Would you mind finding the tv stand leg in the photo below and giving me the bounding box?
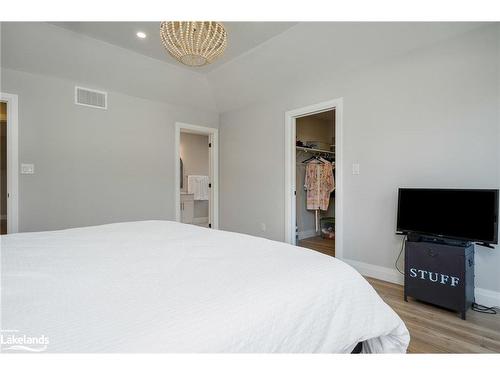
[460,311,466,320]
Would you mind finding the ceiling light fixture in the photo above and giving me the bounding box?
[160,21,227,67]
[136,31,147,39]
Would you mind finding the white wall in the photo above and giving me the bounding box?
[219,25,500,296]
[209,23,486,113]
[0,68,218,232]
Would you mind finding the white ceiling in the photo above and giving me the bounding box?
[1,22,218,112]
[2,22,491,114]
[51,22,298,73]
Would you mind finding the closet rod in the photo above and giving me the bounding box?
[296,146,335,155]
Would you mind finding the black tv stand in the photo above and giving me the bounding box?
[404,237,475,320]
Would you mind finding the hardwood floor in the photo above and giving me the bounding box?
[298,236,335,257]
[297,242,500,353]
[366,277,500,353]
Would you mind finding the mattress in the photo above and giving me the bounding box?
[0,221,409,353]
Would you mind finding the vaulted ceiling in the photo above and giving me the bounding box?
[1,22,490,113]
[51,22,298,73]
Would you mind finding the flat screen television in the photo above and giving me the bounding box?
[397,188,499,245]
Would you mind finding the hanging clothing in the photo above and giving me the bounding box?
[304,160,335,211]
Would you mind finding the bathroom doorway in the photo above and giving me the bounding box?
[174,122,219,229]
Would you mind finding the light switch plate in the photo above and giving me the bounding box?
[21,163,35,175]
[352,163,360,175]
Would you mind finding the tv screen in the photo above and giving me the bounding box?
[397,188,499,244]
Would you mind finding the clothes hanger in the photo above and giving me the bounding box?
[302,155,316,163]
[318,156,331,163]
[302,155,325,164]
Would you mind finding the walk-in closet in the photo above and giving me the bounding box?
[295,110,336,257]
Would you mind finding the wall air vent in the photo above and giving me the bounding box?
[75,86,107,109]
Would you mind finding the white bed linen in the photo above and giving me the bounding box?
[0,221,409,353]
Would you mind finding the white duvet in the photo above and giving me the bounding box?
[0,221,409,353]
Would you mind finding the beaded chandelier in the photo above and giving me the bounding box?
[160,21,227,67]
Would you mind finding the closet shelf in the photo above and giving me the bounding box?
[296,146,335,155]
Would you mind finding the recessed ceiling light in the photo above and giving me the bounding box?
[136,31,147,39]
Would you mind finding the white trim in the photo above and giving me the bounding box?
[0,92,19,233]
[297,229,317,240]
[344,258,500,308]
[175,122,219,229]
[284,98,343,259]
[343,258,404,285]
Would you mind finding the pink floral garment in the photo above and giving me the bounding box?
[304,161,335,211]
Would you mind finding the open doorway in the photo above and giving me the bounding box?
[284,98,343,259]
[296,110,336,256]
[175,122,219,229]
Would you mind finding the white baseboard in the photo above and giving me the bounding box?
[342,258,404,285]
[297,229,317,240]
[475,288,500,308]
[192,217,209,224]
[342,258,500,308]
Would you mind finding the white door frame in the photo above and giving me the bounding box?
[174,122,219,229]
[0,92,19,233]
[284,98,343,259]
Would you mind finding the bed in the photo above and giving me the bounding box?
[0,221,409,353]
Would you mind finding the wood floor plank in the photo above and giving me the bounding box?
[298,236,335,257]
[297,242,500,353]
[365,277,500,353]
